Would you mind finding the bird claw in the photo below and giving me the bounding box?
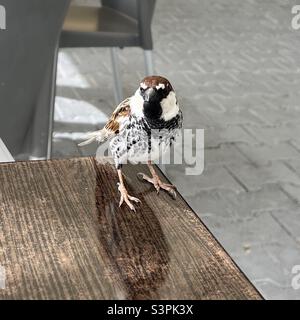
[128,195,141,203]
[159,183,176,199]
[154,184,160,194]
[118,183,140,211]
[137,172,177,199]
[167,188,177,200]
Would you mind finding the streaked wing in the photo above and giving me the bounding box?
[78,97,131,146]
[105,97,131,134]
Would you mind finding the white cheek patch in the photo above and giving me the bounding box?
[156,83,165,90]
[161,91,179,121]
[130,90,144,118]
[140,82,147,90]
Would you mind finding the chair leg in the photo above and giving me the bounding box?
[144,50,154,76]
[110,47,123,104]
[46,45,59,160]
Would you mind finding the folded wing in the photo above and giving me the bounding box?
[78,98,131,146]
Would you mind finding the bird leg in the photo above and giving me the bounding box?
[117,169,141,211]
[137,161,177,199]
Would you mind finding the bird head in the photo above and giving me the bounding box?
[130,76,179,121]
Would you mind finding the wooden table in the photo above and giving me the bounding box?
[0,157,262,300]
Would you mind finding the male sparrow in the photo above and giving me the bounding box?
[79,76,183,211]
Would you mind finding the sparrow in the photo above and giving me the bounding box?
[79,75,183,211]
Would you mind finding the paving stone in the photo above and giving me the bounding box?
[78,141,99,157]
[166,164,245,197]
[249,105,300,126]
[54,122,98,134]
[187,185,295,222]
[72,0,99,7]
[56,86,78,100]
[226,161,300,191]
[52,138,80,159]
[281,184,300,203]
[55,97,109,125]
[235,242,300,300]
[185,190,239,220]
[225,185,298,217]
[290,140,300,153]
[204,125,258,148]
[200,212,300,298]
[244,123,300,145]
[237,143,300,166]
[271,209,300,244]
[284,159,300,175]
[205,144,250,166]
[195,107,266,127]
[254,282,300,300]
[200,211,299,256]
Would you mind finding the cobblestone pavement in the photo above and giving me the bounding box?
[54,0,300,299]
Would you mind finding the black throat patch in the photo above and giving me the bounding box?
[143,101,162,120]
[143,110,183,131]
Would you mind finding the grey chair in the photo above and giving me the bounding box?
[0,0,71,160]
[60,0,156,104]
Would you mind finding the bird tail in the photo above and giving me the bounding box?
[78,129,107,147]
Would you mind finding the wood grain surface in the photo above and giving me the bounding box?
[0,157,262,300]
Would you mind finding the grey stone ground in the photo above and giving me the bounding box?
[54,0,300,299]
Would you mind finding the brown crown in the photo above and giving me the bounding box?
[141,75,173,92]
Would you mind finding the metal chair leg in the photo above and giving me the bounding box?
[46,45,59,160]
[110,47,123,104]
[144,50,154,76]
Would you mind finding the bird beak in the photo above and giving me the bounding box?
[144,88,156,102]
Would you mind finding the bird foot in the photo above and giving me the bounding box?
[137,172,177,199]
[117,183,141,212]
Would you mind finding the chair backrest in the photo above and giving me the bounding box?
[0,0,70,159]
[102,0,156,50]
[101,0,138,20]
